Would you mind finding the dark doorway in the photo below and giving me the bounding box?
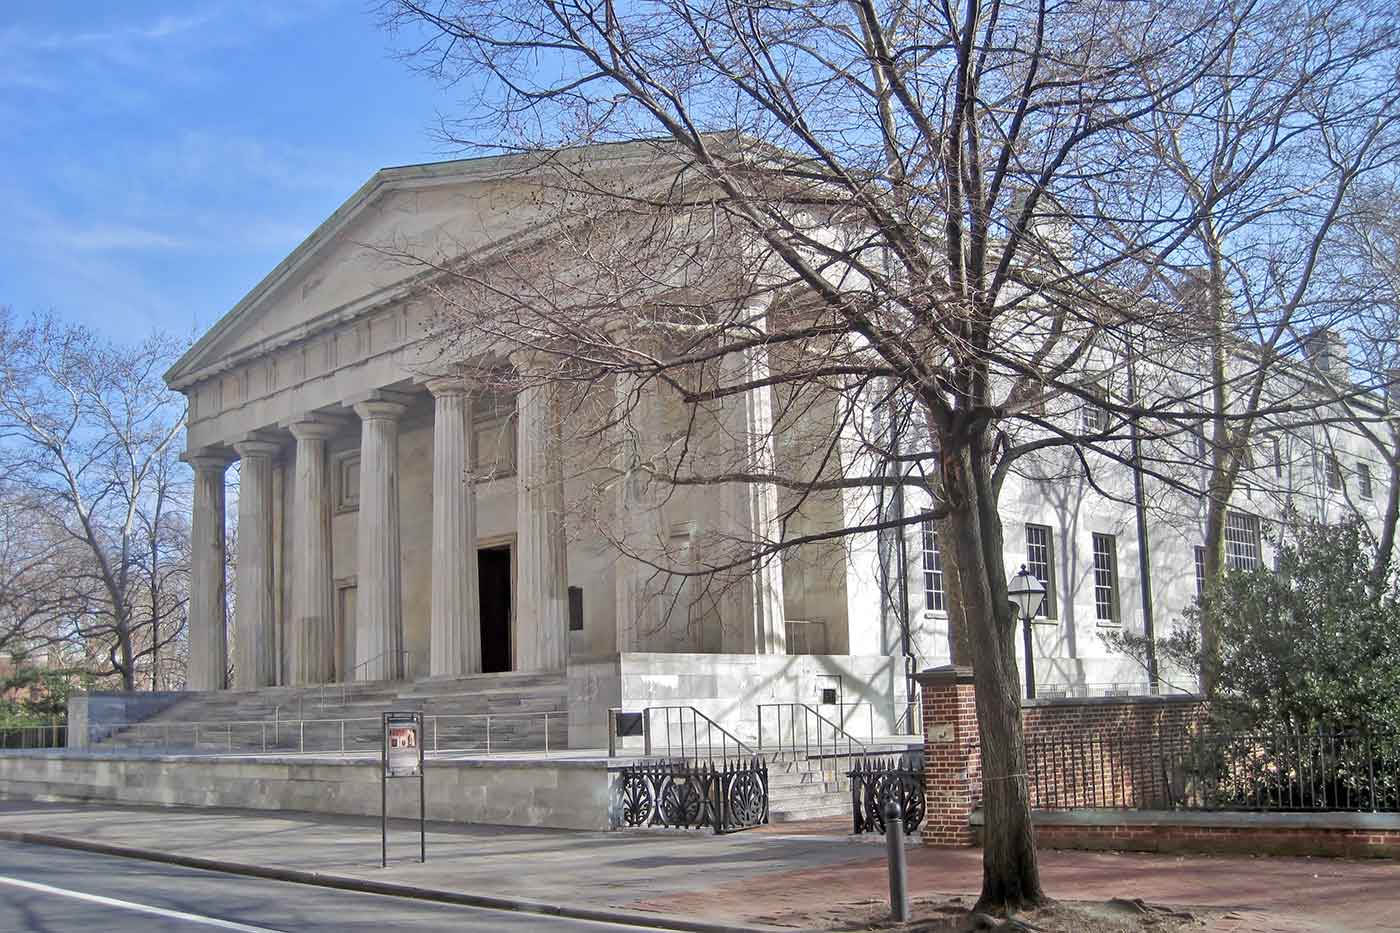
[479,546,512,673]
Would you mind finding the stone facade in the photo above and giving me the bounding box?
[162,146,1395,735]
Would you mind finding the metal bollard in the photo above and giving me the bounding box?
[883,798,910,922]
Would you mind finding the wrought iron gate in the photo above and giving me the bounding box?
[614,756,769,833]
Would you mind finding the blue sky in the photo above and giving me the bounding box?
[0,2,467,340]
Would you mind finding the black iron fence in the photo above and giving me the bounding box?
[614,756,769,833]
[849,752,926,833]
[0,721,67,749]
[1026,731,1400,813]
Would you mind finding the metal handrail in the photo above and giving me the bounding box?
[640,706,758,762]
[757,702,869,776]
[95,709,559,757]
[351,648,413,684]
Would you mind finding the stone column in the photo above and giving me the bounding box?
[232,437,280,688]
[288,417,337,685]
[188,451,233,691]
[428,377,482,676]
[614,372,662,653]
[718,338,787,654]
[515,377,569,671]
[353,392,411,680]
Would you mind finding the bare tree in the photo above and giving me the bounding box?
[1323,180,1400,589]
[0,309,190,691]
[380,0,1400,909]
[1110,0,1400,686]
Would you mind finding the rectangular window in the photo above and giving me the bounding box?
[568,585,585,631]
[921,518,945,612]
[1092,533,1120,623]
[334,452,360,513]
[1024,524,1058,618]
[472,414,518,478]
[1224,511,1262,571]
[1273,437,1283,479]
[1083,397,1107,433]
[1194,546,1207,598]
[1326,454,1343,493]
[1360,463,1375,500]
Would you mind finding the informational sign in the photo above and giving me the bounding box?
[385,715,421,778]
[380,710,426,867]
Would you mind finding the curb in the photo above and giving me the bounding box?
[0,829,787,933]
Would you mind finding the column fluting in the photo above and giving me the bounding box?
[353,394,410,680]
[288,418,337,685]
[187,451,233,690]
[428,377,482,676]
[232,437,280,688]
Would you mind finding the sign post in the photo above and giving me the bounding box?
[381,711,426,868]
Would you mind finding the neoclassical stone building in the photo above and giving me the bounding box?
[167,143,1392,746]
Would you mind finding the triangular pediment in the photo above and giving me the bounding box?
[165,141,693,390]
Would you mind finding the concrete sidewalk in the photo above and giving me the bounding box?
[1,801,1397,932]
[0,801,869,931]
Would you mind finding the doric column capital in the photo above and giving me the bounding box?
[286,414,344,442]
[425,375,470,399]
[232,435,282,461]
[352,389,414,423]
[184,448,235,473]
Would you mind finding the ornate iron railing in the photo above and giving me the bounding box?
[848,752,926,834]
[615,756,769,833]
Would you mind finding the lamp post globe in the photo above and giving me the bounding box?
[1007,564,1046,699]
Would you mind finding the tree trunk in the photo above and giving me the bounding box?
[942,437,1043,911]
[1372,455,1400,593]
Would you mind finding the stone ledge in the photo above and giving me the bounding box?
[969,808,1400,831]
[1021,693,1202,710]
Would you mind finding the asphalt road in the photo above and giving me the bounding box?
[0,841,682,932]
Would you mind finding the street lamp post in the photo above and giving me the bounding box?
[1007,564,1047,700]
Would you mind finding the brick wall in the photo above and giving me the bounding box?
[1021,695,1201,810]
[915,665,1201,847]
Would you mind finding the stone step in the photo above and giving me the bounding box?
[769,801,853,823]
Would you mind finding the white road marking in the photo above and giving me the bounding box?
[0,873,287,932]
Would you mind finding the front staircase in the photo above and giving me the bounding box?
[763,744,916,823]
[91,670,569,756]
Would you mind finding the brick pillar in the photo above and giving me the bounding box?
[916,665,981,846]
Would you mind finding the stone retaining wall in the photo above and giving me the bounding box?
[0,751,614,830]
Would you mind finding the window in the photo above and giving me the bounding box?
[1024,524,1058,618]
[568,586,585,631]
[1080,395,1103,434]
[334,452,360,512]
[1326,454,1343,493]
[472,414,518,478]
[921,518,945,612]
[1273,437,1283,479]
[1194,546,1207,598]
[1360,463,1375,500]
[1224,511,1262,571]
[1092,533,1120,623]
